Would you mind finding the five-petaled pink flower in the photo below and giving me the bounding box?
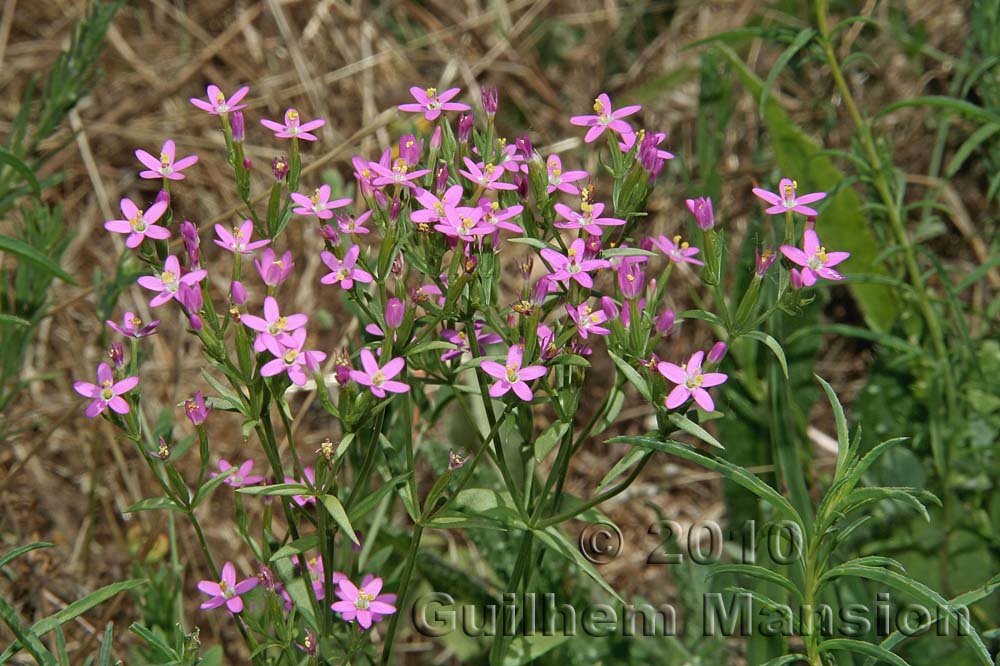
[411,185,462,226]
[546,155,589,195]
[335,210,372,235]
[291,185,352,220]
[459,158,517,191]
[539,238,611,289]
[214,219,270,254]
[566,302,610,339]
[657,351,728,412]
[350,349,410,398]
[752,178,827,216]
[330,575,397,630]
[212,459,265,488]
[398,86,470,121]
[569,93,641,143]
[73,362,139,418]
[261,329,327,386]
[135,140,198,180]
[137,256,207,307]
[320,246,373,289]
[104,197,171,249]
[190,84,249,115]
[106,311,160,338]
[779,229,849,286]
[256,248,294,287]
[369,158,430,189]
[242,296,309,353]
[198,561,258,613]
[651,234,704,266]
[554,201,625,236]
[480,345,546,401]
[260,108,326,141]
[436,206,492,241]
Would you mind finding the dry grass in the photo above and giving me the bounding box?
[0,0,978,662]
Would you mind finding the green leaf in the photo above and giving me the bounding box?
[237,483,309,497]
[0,542,53,569]
[0,148,41,197]
[879,95,1000,125]
[452,488,524,527]
[596,448,649,492]
[759,656,809,666]
[819,638,910,666]
[503,633,572,666]
[0,313,30,327]
[607,351,651,401]
[96,622,114,666]
[759,28,817,118]
[708,564,803,602]
[600,247,658,258]
[0,234,76,285]
[123,496,182,514]
[613,436,804,530]
[321,495,359,545]
[191,467,238,508]
[742,330,788,378]
[549,354,590,367]
[668,412,724,449]
[535,527,622,602]
[717,44,896,331]
[424,512,509,531]
[818,563,949,610]
[270,535,321,562]
[128,623,177,660]
[0,596,54,665]
[507,237,552,251]
[816,375,849,477]
[406,340,458,356]
[534,421,569,461]
[348,472,411,520]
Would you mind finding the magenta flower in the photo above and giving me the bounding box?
[212,459,265,488]
[411,185,463,226]
[261,329,327,387]
[104,197,171,249]
[755,246,777,277]
[685,196,714,231]
[213,219,270,254]
[459,158,516,191]
[566,302,610,339]
[553,201,625,236]
[440,323,502,361]
[779,229,849,286]
[331,575,397,630]
[479,200,524,234]
[135,140,198,180]
[73,362,138,418]
[546,155,589,195]
[350,349,410,398]
[255,248,294,287]
[106,311,159,338]
[480,345,546,401]
[198,562,258,613]
[260,108,325,141]
[189,84,249,115]
[569,93,641,143]
[291,185,352,220]
[320,246,373,289]
[184,391,211,426]
[752,178,827,216]
[539,238,610,289]
[242,296,309,353]
[436,206,492,241]
[370,158,430,189]
[335,210,372,235]
[651,234,704,266]
[137,256,207,307]
[398,86,470,121]
[657,351,728,412]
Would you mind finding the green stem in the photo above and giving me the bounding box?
[378,524,424,666]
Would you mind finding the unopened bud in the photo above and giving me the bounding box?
[230,280,247,306]
[707,341,727,364]
[272,156,289,182]
[385,298,405,329]
[232,111,245,142]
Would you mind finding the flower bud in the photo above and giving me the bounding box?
[686,196,714,231]
[155,189,170,207]
[514,173,528,200]
[481,86,498,116]
[151,436,171,460]
[430,125,443,151]
[585,235,602,258]
[351,530,364,553]
[107,342,125,370]
[755,246,776,277]
[617,261,645,300]
[320,224,340,245]
[399,134,422,166]
[707,341,727,364]
[391,254,405,277]
[232,111,245,142]
[230,280,247,306]
[654,309,675,335]
[516,133,533,159]
[189,314,203,331]
[334,348,352,385]
[434,163,449,194]
[385,298,405,329]
[243,156,252,170]
[457,113,473,143]
[789,268,804,290]
[389,198,402,222]
[533,277,552,306]
[600,296,620,321]
[272,156,289,182]
[178,219,199,268]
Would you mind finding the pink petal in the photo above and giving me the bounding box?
[802,230,820,255]
[780,245,809,267]
[692,388,715,412]
[135,149,161,171]
[488,381,510,398]
[360,349,379,376]
[657,362,686,384]
[665,385,690,409]
[108,396,130,414]
[198,581,222,596]
[172,155,199,171]
[381,357,405,379]
[512,381,533,401]
[751,188,782,206]
[517,365,546,381]
[260,119,286,132]
[73,381,100,398]
[104,220,132,234]
[480,360,507,380]
[700,372,728,388]
[226,596,244,613]
[200,595,227,610]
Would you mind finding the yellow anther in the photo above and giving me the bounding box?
[593,98,604,114]
[160,152,170,167]
[425,87,437,98]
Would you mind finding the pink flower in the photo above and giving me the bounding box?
[73,362,138,418]
[440,323,502,361]
[553,201,625,236]
[569,93,641,143]
[255,249,294,287]
[752,178,827,216]
[479,200,524,234]
[261,329,326,386]
[320,245,373,289]
[779,229,849,286]
[288,467,317,507]
[566,302,610,339]
[184,391,211,425]
[137,256,207,307]
[546,155,589,195]
[411,185,463,226]
[189,84,249,115]
[651,234,704,266]
[685,196,714,231]
[331,575,397,630]
[369,158,430,189]
[213,219,270,254]
[291,185,352,220]
[657,351,728,412]
[135,140,198,180]
[106,311,159,338]
[459,158,516,191]
[755,246,777,277]
[539,238,610,289]
[198,561,258,613]
[242,296,309,353]
[436,206,492,241]
[212,459,265,488]
[335,210,372,235]
[104,197,171,249]
[480,345,546,401]
[398,86,470,121]
[260,108,325,141]
[350,349,410,398]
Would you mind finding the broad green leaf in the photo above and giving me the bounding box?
[600,247,658,258]
[348,472,411,520]
[596,448,649,492]
[717,44,896,331]
[424,512,509,531]
[0,234,76,284]
[405,340,458,356]
[128,623,177,659]
[668,412,724,449]
[452,488,524,527]
[191,467,238,508]
[818,563,949,610]
[819,638,910,666]
[607,351,651,401]
[879,96,1000,125]
[534,421,569,461]
[321,495,359,545]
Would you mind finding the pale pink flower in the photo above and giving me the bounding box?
[479,199,524,234]
[651,234,704,266]
[104,197,170,249]
[106,311,159,338]
[213,219,270,254]
[260,329,327,386]
[480,344,546,401]
[546,155,589,195]
[135,140,198,180]
[657,351,728,412]
[350,349,410,398]
[137,256,207,307]
[411,185,463,226]
[569,93,641,143]
[779,229,849,286]
[553,201,625,236]
[539,238,610,289]
[331,575,397,629]
[320,246,373,289]
[398,86,470,121]
[198,561,258,613]
[255,249,294,287]
[291,185,352,220]
[260,108,325,141]
[369,158,430,189]
[459,157,516,191]
[752,178,827,216]
[73,362,138,418]
[335,210,372,235]
[242,296,309,353]
[436,206,492,241]
[566,302,610,339]
[212,459,264,488]
[189,84,249,115]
